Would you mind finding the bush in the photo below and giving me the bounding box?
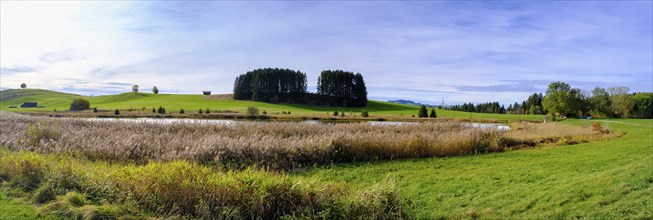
[157,106,165,114]
[247,106,259,116]
[333,111,339,116]
[93,107,97,113]
[361,111,369,117]
[206,108,210,114]
[418,105,428,118]
[179,109,184,114]
[199,109,203,114]
[152,108,156,113]
[69,99,90,111]
[114,109,120,115]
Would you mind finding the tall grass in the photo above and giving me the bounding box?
[1,112,507,170]
[0,150,403,219]
[0,112,614,170]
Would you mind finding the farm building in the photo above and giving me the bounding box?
[20,102,38,108]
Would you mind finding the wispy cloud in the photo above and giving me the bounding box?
[1,1,650,105]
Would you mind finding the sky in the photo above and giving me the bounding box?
[1,1,652,105]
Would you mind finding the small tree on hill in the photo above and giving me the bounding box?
[20,83,27,89]
[157,106,165,114]
[430,108,437,118]
[93,107,98,113]
[152,108,156,113]
[361,110,369,117]
[114,109,120,115]
[333,111,339,116]
[70,98,90,111]
[199,109,203,114]
[418,105,428,118]
[206,108,210,114]
[180,108,184,114]
[132,84,139,93]
[152,86,159,94]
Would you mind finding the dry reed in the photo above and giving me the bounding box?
[0,112,612,170]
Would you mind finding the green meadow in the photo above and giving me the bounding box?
[1,89,651,219]
[0,89,544,121]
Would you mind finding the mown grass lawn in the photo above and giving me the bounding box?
[297,119,653,219]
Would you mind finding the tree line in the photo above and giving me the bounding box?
[233,68,368,107]
[444,81,652,119]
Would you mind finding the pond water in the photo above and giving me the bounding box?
[83,118,510,130]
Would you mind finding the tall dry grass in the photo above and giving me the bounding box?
[1,112,506,170]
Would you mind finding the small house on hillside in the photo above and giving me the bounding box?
[21,102,37,108]
[202,91,211,95]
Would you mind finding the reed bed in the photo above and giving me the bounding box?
[0,112,506,170]
[0,112,612,170]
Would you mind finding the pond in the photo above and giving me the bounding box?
[83,117,510,130]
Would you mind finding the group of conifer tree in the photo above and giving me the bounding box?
[233,68,308,103]
[234,68,368,107]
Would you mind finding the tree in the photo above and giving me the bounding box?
[157,106,165,114]
[93,107,97,113]
[20,83,27,89]
[69,98,90,111]
[114,109,120,115]
[632,93,653,119]
[132,85,139,93]
[206,108,210,114]
[429,108,437,118]
[418,105,428,118]
[333,111,339,116]
[152,86,159,94]
[152,108,156,113]
[179,108,185,114]
[361,110,369,117]
[247,106,259,116]
[589,87,611,118]
[608,86,633,117]
[542,81,572,120]
[199,109,203,114]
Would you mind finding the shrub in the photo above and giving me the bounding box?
[206,108,210,114]
[69,99,90,111]
[157,106,165,114]
[152,108,156,113]
[430,108,437,118]
[179,109,184,114]
[114,109,120,115]
[199,109,203,114]
[333,111,339,116]
[361,111,369,117]
[262,111,267,115]
[247,106,259,116]
[25,120,60,147]
[93,107,97,113]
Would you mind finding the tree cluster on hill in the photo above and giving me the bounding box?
[316,70,367,107]
[233,68,368,107]
[233,68,307,103]
[446,102,505,114]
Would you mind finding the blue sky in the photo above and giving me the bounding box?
[1,1,651,105]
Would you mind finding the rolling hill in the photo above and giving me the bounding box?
[0,89,544,121]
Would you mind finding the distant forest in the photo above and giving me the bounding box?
[445,81,653,119]
[233,68,368,107]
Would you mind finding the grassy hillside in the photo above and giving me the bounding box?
[0,89,544,120]
[299,119,653,218]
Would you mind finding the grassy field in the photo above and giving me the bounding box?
[298,119,653,218]
[0,89,544,121]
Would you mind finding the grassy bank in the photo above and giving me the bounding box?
[0,112,611,171]
[1,89,544,121]
[0,150,403,219]
[298,119,653,218]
